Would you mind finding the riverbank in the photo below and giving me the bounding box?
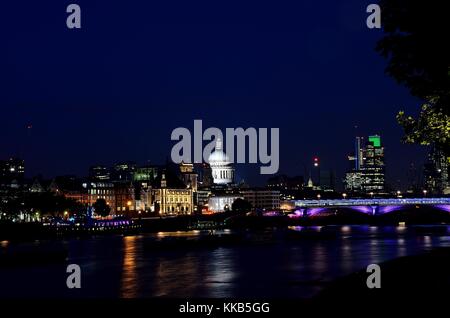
[1,225,449,302]
[1,206,449,242]
[0,221,141,242]
[315,247,450,303]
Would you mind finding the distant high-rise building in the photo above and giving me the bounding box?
[112,162,137,181]
[362,135,386,192]
[194,163,213,188]
[267,175,304,191]
[89,165,111,181]
[178,162,198,192]
[424,146,449,195]
[267,175,304,200]
[344,135,385,194]
[0,158,25,184]
[344,171,364,193]
[134,165,158,183]
[320,170,336,192]
[406,162,420,194]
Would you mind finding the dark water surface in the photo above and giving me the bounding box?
[1,226,450,298]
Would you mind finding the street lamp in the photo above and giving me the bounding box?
[317,194,322,200]
[126,201,132,218]
[342,193,347,199]
[423,190,428,197]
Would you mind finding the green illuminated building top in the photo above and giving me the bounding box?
[369,135,381,148]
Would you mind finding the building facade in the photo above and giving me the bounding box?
[153,173,194,215]
[241,189,281,211]
[208,138,235,185]
[208,195,241,213]
[345,135,386,194]
[0,158,25,185]
[424,146,450,195]
[82,181,116,214]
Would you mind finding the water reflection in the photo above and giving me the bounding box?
[311,243,329,274]
[204,248,237,298]
[1,225,450,298]
[340,241,353,272]
[397,238,407,258]
[423,236,432,249]
[153,253,201,297]
[369,240,382,265]
[121,236,139,298]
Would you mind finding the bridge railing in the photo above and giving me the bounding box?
[293,198,450,208]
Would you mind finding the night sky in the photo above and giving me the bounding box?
[1,0,426,188]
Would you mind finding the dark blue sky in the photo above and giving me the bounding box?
[1,0,426,188]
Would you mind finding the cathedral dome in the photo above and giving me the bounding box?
[208,138,230,165]
[207,138,234,185]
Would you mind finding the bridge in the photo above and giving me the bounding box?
[291,198,450,217]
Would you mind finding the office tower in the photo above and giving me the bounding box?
[344,135,385,194]
[112,162,137,181]
[194,163,213,188]
[424,146,449,195]
[0,158,25,184]
[320,170,336,192]
[89,165,111,181]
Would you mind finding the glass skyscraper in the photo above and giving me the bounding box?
[345,135,386,194]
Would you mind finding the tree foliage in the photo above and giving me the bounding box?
[397,98,450,156]
[377,0,450,113]
[1,191,84,219]
[377,0,450,155]
[93,198,111,217]
[232,198,252,214]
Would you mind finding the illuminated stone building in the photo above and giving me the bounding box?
[82,181,116,213]
[153,173,194,215]
[179,162,198,192]
[114,182,135,216]
[208,138,234,185]
[208,195,241,213]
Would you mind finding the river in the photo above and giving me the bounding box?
[1,225,449,298]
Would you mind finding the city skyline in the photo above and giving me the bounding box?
[1,1,428,188]
[2,0,450,309]
[0,129,429,191]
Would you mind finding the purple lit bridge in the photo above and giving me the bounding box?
[291,198,450,217]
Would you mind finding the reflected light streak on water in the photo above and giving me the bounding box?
[121,236,139,298]
[1,226,450,298]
